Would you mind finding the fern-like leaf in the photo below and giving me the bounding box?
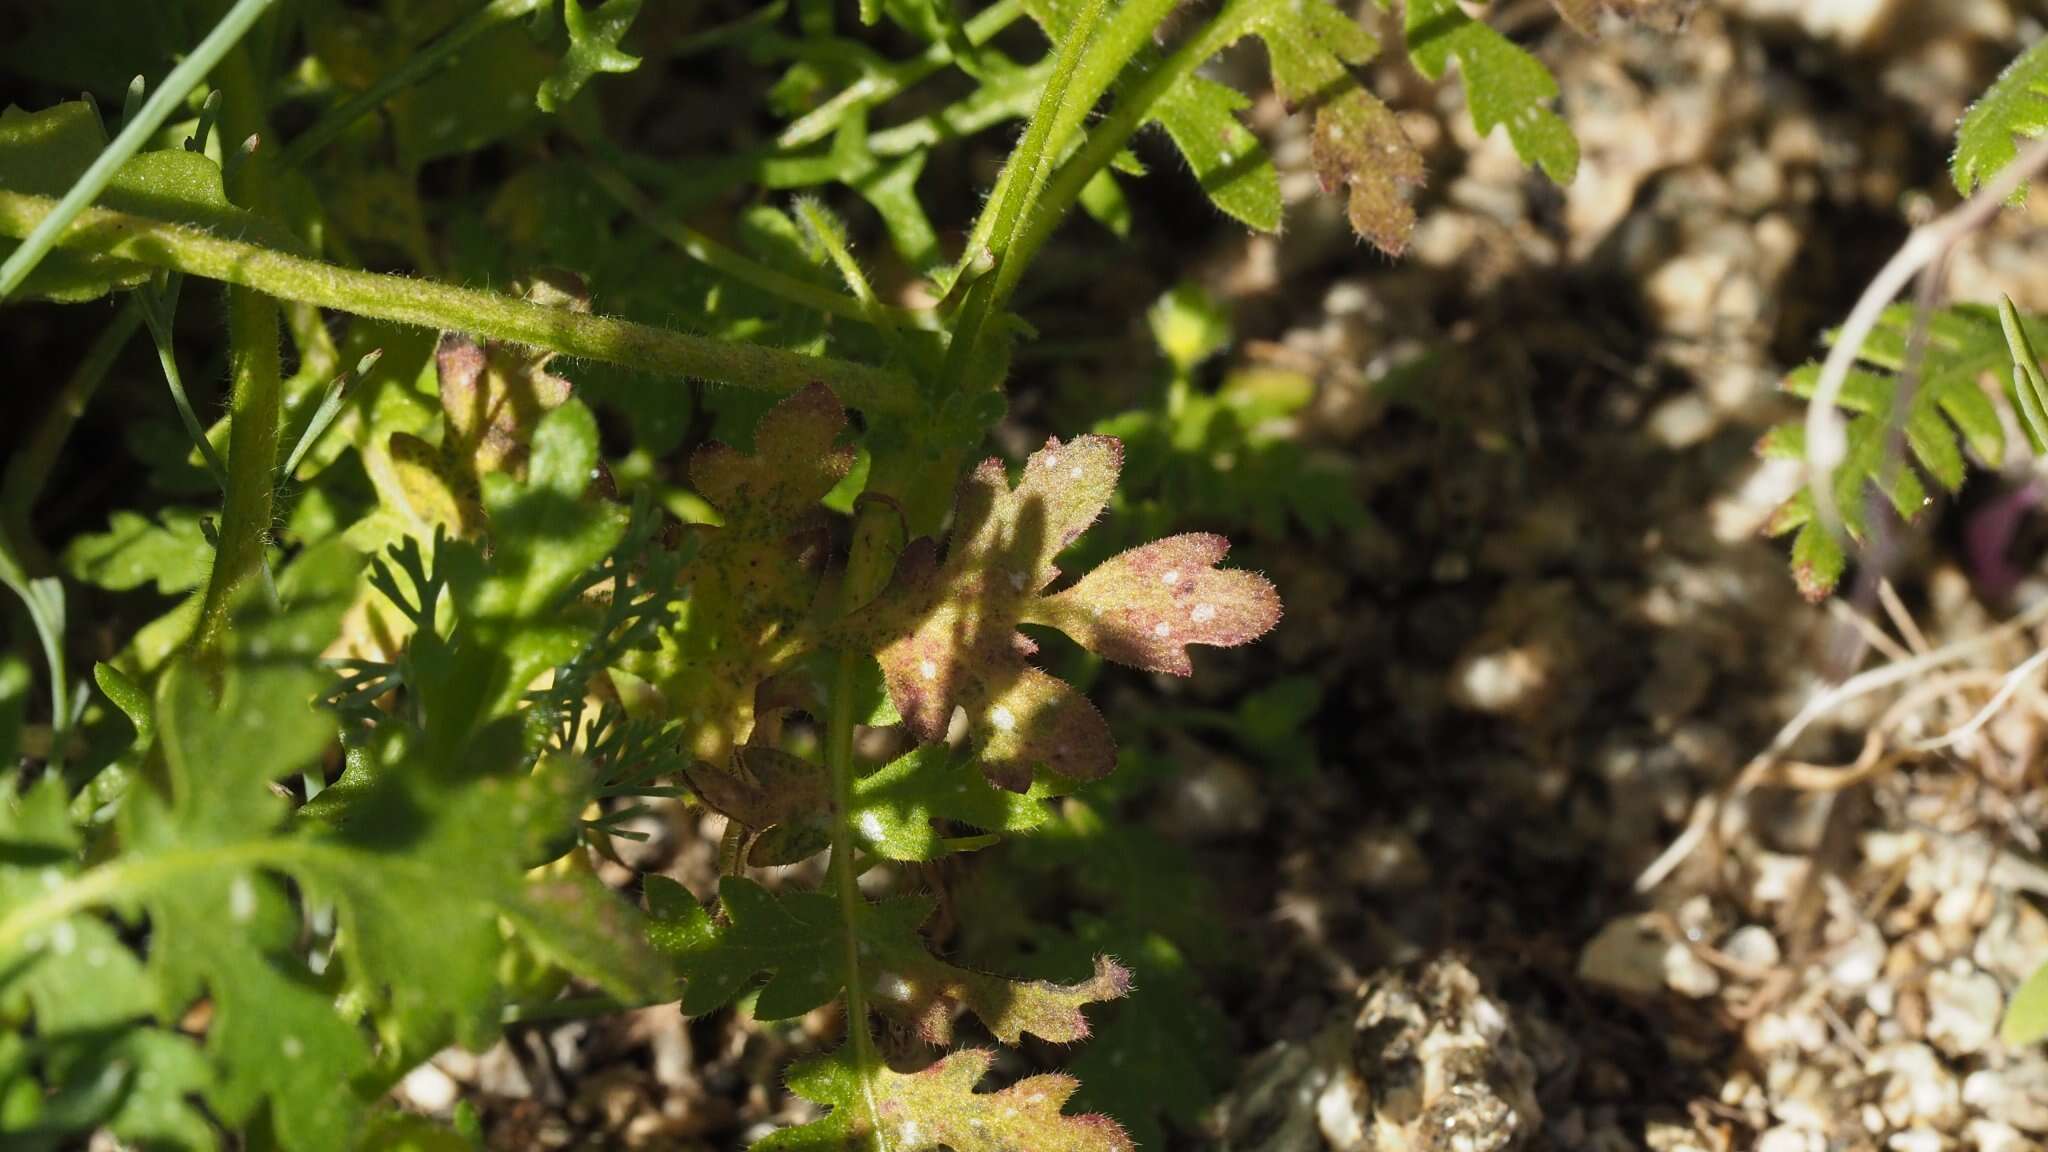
[1397,0,1579,185]
[1765,303,2048,598]
[1954,38,2048,199]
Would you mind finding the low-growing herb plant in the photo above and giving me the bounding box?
[1763,35,2048,1050]
[1768,37,2048,599]
[0,0,1604,1146]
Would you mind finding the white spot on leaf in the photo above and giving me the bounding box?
[990,705,1017,732]
[230,875,257,923]
[1192,603,1217,624]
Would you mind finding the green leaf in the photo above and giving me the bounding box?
[1153,75,1281,231]
[1023,0,1283,233]
[1766,302,2048,596]
[1149,282,1231,374]
[2004,960,2048,1047]
[390,23,554,168]
[538,0,645,112]
[653,875,1126,1044]
[1954,38,2048,199]
[758,1046,1134,1152]
[2,624,664,1151]
[1402,0,1579,184]
[63,509,213,595]
[0,102,282,300]
[653,875,845,1020]
[1077,168,1132,238]
[1247,0,1421,252]
[850,746,1050,861]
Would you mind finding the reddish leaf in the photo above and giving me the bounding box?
[435,332,573,476]
[846,435,1281,791]
[879,950,1131,1047]
[1030,533,1281,676]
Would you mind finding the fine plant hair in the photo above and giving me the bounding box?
[0,1,1618,1147]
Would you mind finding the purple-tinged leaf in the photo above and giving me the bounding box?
[1031,533,1281,676]
[846,435,1281,791]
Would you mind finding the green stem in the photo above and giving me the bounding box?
[582,156,914,329]
[1004,0,1268,300]
[195,286,282,650]
[775,0,1025,150]
[138,277,230,487]
[0,191,918,412]
[284,0,545,167]
[0,0,278,301]
[793,197,902,348]
[939,0,1111,390]
[1036,0,1182,182]
[826,645,889,1148]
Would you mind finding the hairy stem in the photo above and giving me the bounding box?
[195,286,282,650]
[940,0,1111,390]
[0,191,919,412]
[1038,0,1184,184]
[826,645,889,1146]
[776,0,1024,149]
[583,155,916,329]
[1004,0,1269,301]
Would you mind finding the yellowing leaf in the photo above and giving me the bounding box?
[669,384,853,762]
[758,1047,1135,1152]
[1251,0,1422,254]
[435,332,574,477]
[848,435,1281,791]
